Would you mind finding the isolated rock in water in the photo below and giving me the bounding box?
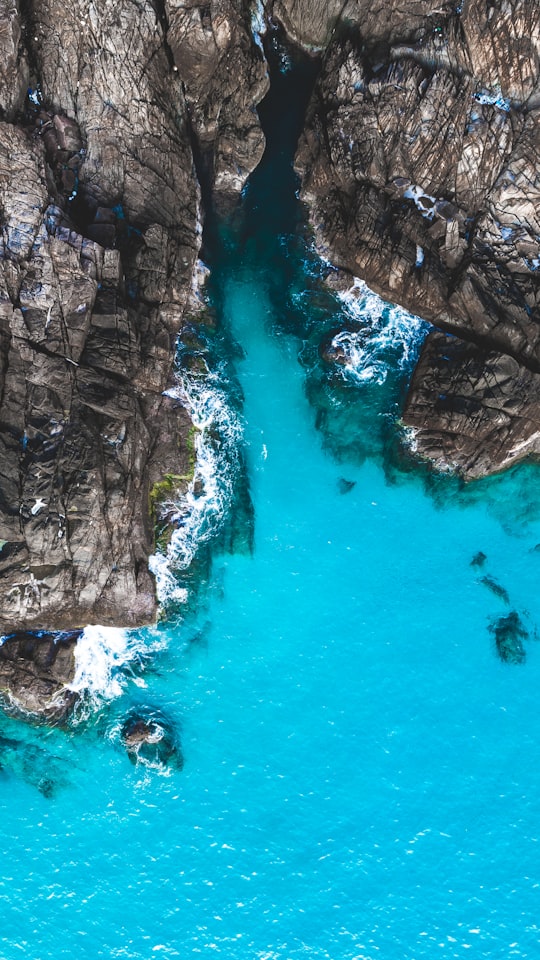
[402,331,540,479]
[489,612,528,665]
[338,478,356,495]
[121,708,183,770]
[470,552,487,568]
[479,576,510,605]
[0,632,80,722]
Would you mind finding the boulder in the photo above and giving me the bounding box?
[402,330,540,479]
[121,708,183,770]
[0,631,79,722]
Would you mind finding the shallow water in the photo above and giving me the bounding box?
[3,38,540,960]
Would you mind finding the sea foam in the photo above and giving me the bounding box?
[332,277,429,384]
[149,345,243,608]
[67,625,165,719]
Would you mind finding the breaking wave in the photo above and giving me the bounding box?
[331,277,429,384]
[149,342,243,608]
[67,625,166,721]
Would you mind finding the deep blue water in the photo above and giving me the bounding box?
[3,38,540,960]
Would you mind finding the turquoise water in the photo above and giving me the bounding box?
[3,41,540,960]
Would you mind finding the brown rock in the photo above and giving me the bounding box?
[0,2,201,633]
[294,0,540,476]
[0,631,79,721]
[402,329,540,479]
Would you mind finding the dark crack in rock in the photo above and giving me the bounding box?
[0,1,202,632]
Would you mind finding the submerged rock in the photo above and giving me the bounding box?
[471,552,487,568]
[489,611,528,665]
[0,733,68,796]
[479,576,510,605]
[0,631,79,722]
[121,708,183,771]
[338,478,356,495]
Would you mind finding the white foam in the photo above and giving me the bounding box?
[333,277,429,384]
[149,358,243,606]
[67,625,165,719]
[403,184,437,220]
[473,89,511,112]
[251,0,267,53]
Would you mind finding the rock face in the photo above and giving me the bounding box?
[294,0,540,475]
[166,0,269,202]
[0,631,79,721]
[403,330,540,479]
[0,0,268,635]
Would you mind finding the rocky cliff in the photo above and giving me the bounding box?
[293,0,540,476]
[0,0,267,639]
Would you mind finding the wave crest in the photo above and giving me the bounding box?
[331,277,429,384]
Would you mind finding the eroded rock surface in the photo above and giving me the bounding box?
[403,330,540,479]
[166,0,269,203]
[294,0,540,474]
[0,631,79,721]
[0,0,268,636]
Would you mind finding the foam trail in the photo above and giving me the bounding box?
[333,277,429,384]
[149,352,243,607]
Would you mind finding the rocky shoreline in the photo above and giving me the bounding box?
[0,0,539,717]
[293,0,540,477]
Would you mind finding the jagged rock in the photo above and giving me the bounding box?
[0,1,204,632]
[0,0,28,117]
[402,330,540,479]
[274,0,440,50]
[121,707,183,769]
[0,631,79,721]
[0,0,273,636]
[295,0,540,476]
[166,0,270,204]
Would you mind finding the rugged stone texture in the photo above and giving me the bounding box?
[121,706,183,769]
[294,0,540,476]
[0,631,79,721]
[166,0,269,202]
[274,0,442,51]
[0,1,201,633]
[0,0,271,639]
[403,330,540,479]
[0,0,28,118]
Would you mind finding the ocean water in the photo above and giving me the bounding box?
[3,38,540,960]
